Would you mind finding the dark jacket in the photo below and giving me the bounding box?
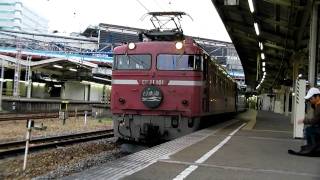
[304,103,320,125]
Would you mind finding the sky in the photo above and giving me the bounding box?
[21,0,231,42]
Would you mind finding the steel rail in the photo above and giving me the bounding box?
[0,129,114,158]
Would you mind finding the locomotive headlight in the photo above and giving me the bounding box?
[175,41,183,50]
[128,42,136,50]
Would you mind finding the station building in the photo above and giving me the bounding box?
[0,0,48,33]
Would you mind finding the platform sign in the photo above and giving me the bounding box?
[292,79,306,138]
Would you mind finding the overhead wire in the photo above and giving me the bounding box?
[135,0,150,12]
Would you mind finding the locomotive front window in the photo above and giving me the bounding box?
[157,54,202,71]
[114,55,151,70]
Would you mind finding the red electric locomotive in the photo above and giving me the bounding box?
[111,12,240,142]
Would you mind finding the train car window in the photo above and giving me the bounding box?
[157,54,202,71]
[195,55,202,70]
[203,55,208,80]
[114,54,151,70]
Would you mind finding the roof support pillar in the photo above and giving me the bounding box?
[26,56,32,99]
[0,60,5,111]
[308,3,318,87]
[256,53,261,82]
[26,71,32,99]
[13,51,21,97]
[285,87,290,116]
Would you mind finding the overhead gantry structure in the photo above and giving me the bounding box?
[212,0,320,92]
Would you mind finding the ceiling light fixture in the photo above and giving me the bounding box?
[248,0,255,13]
[53,64,63,69]
[69,68,77,72]
[254,22,260,36]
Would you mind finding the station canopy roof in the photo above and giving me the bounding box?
[0,54,98,81]
[212,0,318,90]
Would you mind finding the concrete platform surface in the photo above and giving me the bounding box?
[66,110,320,180]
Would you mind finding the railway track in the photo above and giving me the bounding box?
[0,129,114,158]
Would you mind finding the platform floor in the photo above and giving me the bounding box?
[65,110,320,180]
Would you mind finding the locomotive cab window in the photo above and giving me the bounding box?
[157,54,202,71]
[114,54,151,70]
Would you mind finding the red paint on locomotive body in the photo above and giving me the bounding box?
[111,39,204,117]
[111,38,236,120]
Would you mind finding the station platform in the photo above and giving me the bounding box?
[65,110,320,180]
